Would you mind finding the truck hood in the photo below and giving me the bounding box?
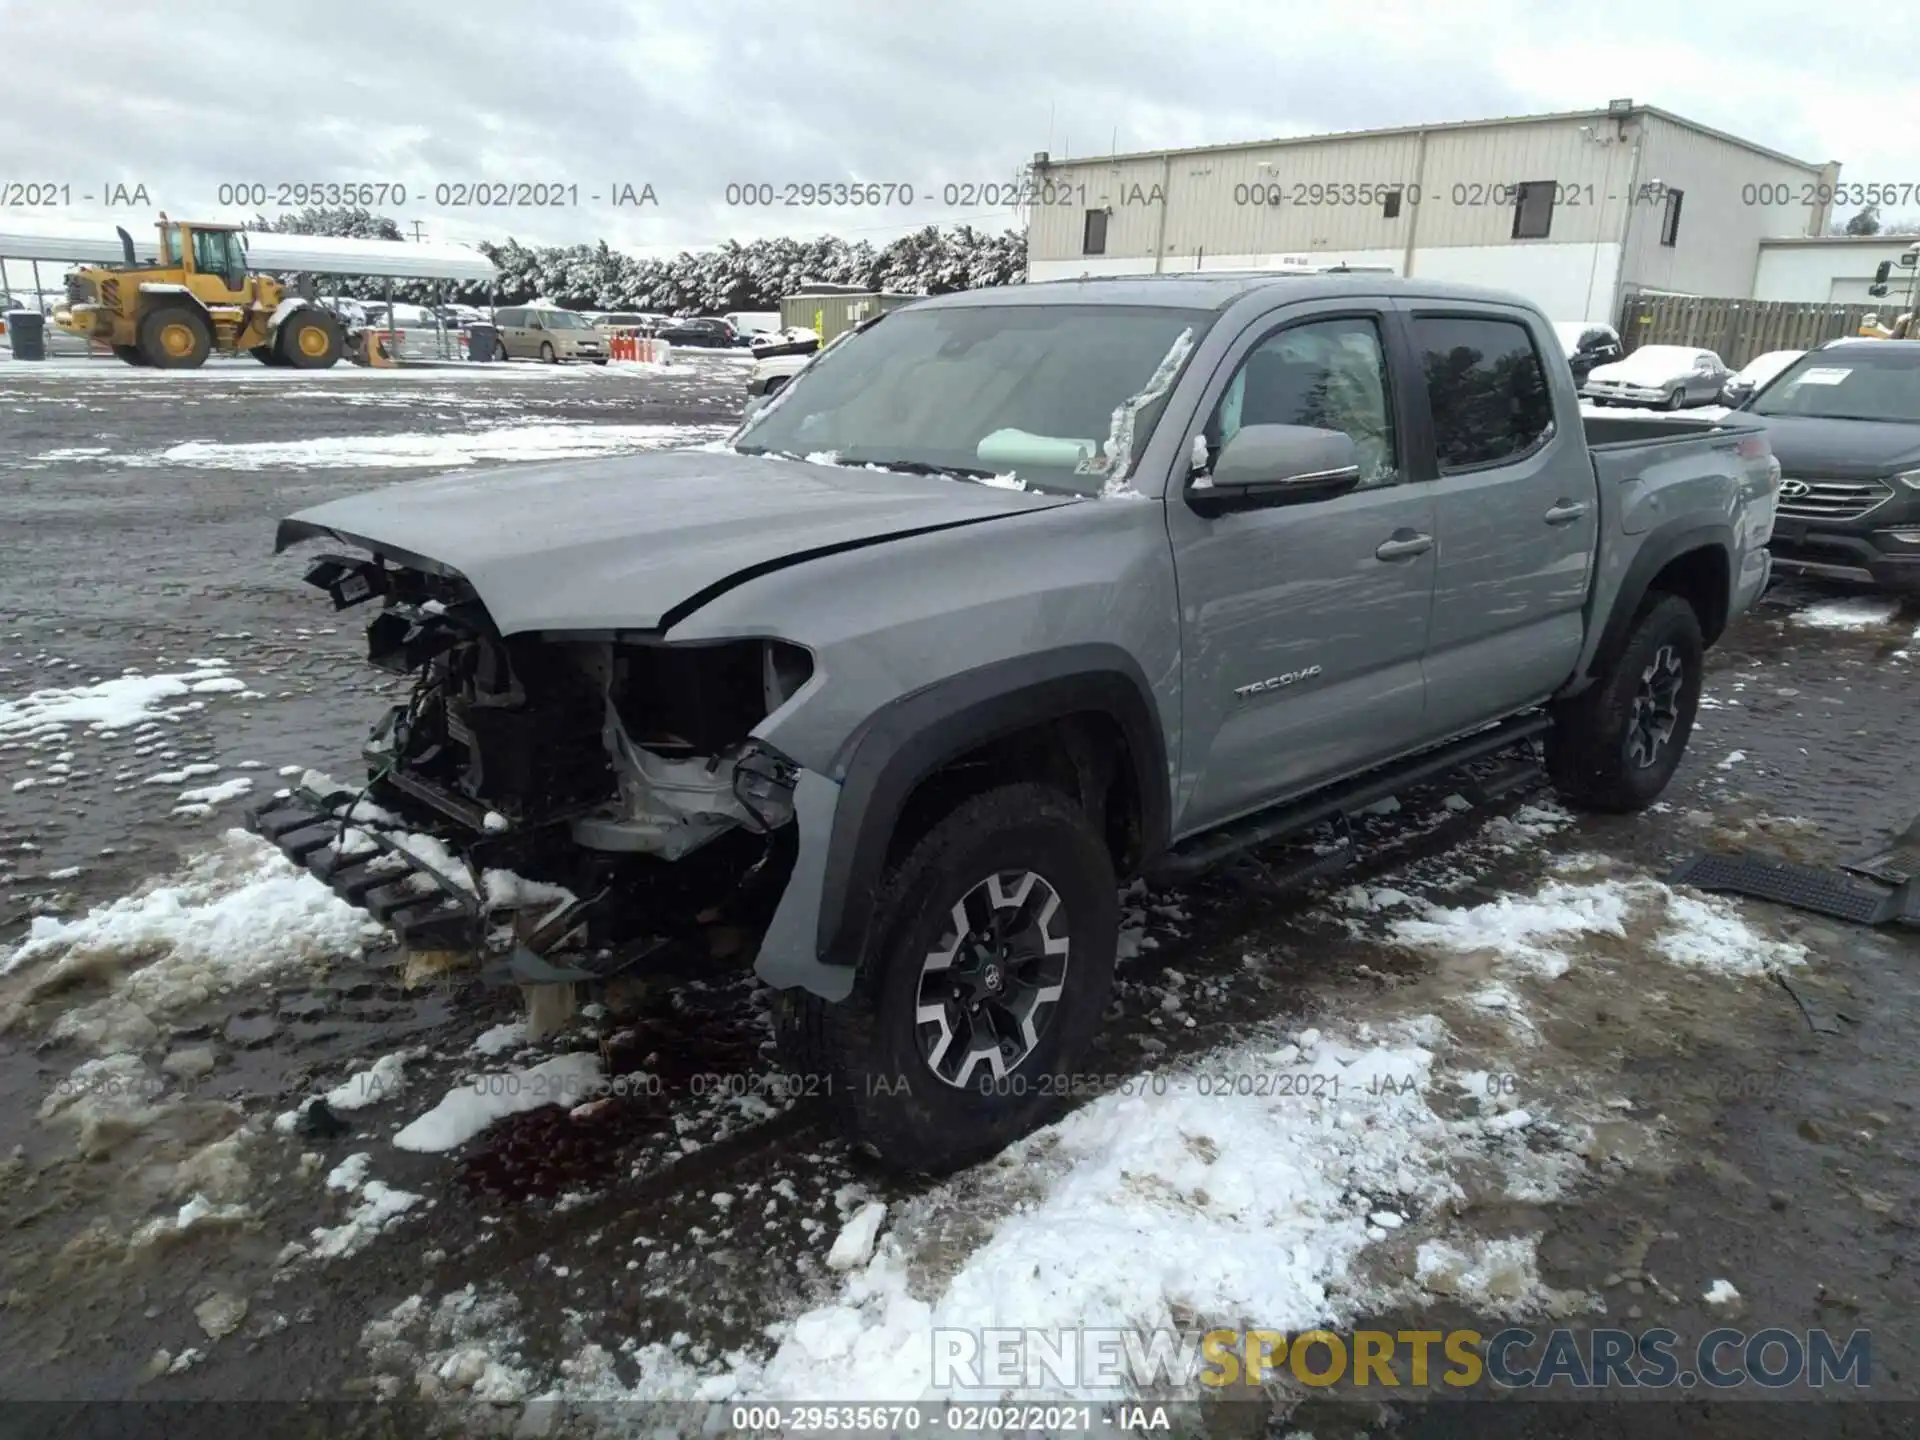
[277,448,1075,635]
[1747,413,1920,478]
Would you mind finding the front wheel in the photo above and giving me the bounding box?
[1547,592,1705,812]
[112,344,146,366]
[774,783,1118,1173]
[1662,387,1685,410]
[138,304,211,368]
[278,311,343,369]
[540,341,557,363]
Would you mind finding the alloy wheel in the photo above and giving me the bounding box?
[914,869,1070,1089]
[1627,643,1684,769]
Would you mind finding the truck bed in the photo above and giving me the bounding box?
[1582,410,1759,450]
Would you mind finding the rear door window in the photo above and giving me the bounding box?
[1413,316,1556,472]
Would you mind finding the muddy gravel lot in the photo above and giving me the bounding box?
[2,354,1917,1438]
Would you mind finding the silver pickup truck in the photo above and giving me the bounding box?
[260,274,1779,1171]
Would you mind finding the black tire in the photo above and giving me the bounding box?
[592,357,608,366]
[494,337,509,362]
[774,783,1118,1173]
[1547,592,1705,813]
[764,376,788,396]
[540,341,557,363]
[249,344,282,366]
[138,304,211,368]
[277,310,343,369]
[112,344,146,366]
[1662,387,1685,410]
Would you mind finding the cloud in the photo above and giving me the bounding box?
[2,0,1914,256]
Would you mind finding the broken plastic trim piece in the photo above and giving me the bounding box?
[302,553,388,610]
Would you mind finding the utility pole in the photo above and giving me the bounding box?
[409,220,425,242]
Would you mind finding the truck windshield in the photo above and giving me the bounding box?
[734,303,1211,495]
[1750,345,1920,423]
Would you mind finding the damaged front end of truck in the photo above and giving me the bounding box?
[248,544,813,1014]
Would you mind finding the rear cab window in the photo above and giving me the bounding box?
[1413,315,1556,471]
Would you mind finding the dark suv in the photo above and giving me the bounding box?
[657,316,741,348]
[1740,338,1920,591]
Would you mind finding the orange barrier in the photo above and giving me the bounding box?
[610,333,666,363]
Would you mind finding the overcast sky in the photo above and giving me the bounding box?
[3,0,1914,254]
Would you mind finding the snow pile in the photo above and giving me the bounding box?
[1384,880,1638,979]
[362,1287,535,1405]
[702,1022,1541,1403]
[0,660,243,736]
[392,1051,604,1152]
[2,830,373,1011]
[1413,1235,1551,1311]
[300,1151,423,1260]
[326,1048,426,1113]
[1789,597,1900,630]
[111,422,730,471]
[1369,875,1805,981]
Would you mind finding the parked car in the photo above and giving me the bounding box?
[744,351,813,407]
[656,316,740,348]
[592,312,653,337]
[1583,345,1730,409]
[1552,321,1624,382]
[725,311,784,339]
[491,306,608,363]
[746,326,822,361]
[1719,349,1804,407]
[262,274,1776,1172]
[1737,337,1920,592]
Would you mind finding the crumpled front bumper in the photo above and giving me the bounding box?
[246,780,655,987]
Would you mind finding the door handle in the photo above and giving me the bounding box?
[1543,501,1589,525]
[1374,532,1433,561]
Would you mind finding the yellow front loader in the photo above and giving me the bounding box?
[53,217,343,369]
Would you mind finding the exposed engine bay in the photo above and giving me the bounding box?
[249,551,809,992]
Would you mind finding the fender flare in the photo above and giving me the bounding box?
[1584,520,1733,683]
[812,644,1171,972]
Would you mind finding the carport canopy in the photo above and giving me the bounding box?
[0,216,498,284]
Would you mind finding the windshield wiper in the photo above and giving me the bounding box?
[837,456,1006,481]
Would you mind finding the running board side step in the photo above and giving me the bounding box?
[1146,712,1552,882]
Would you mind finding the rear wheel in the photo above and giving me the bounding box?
[774,783,1118,1173]
[277,311,343,369]
[1547,592,1705,812]
[138,305,211,368]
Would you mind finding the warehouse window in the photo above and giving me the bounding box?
[1661,189,1684,246]
[1510,181,1555,240]
[1383,188,1403,219]
[1082,208,1108,255]
[1414,315,1554,471]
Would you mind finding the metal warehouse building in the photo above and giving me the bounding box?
[1024,103,1840,323]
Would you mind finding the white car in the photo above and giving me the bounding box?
[1718,349,1805,407]
[745,351,813,405]
[1582,345,1730,409]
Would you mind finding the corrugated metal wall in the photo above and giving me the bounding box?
[1618,114,1831,299]
[779,291,916,343]
[1025,112,1830,299]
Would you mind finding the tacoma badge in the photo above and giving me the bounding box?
[1234,665,1322,699]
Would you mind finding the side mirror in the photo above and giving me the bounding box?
[1187,424,1362,517]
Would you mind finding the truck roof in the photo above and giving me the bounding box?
[917,272,1538,313]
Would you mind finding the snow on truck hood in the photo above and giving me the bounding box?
[276,448,1073,635]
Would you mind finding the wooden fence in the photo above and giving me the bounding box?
[1614,293,1893,369]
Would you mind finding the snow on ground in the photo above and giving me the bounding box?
[1357,872,1806,981]
[103,422,731,471]
[0,659,242,737]
[391,1051,605,1152]
[2,830,376,1009]
[1788,596,1902,630]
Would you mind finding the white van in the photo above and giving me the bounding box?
[724,311,782,337]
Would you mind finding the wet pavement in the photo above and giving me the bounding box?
[1,359,1918,1435]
